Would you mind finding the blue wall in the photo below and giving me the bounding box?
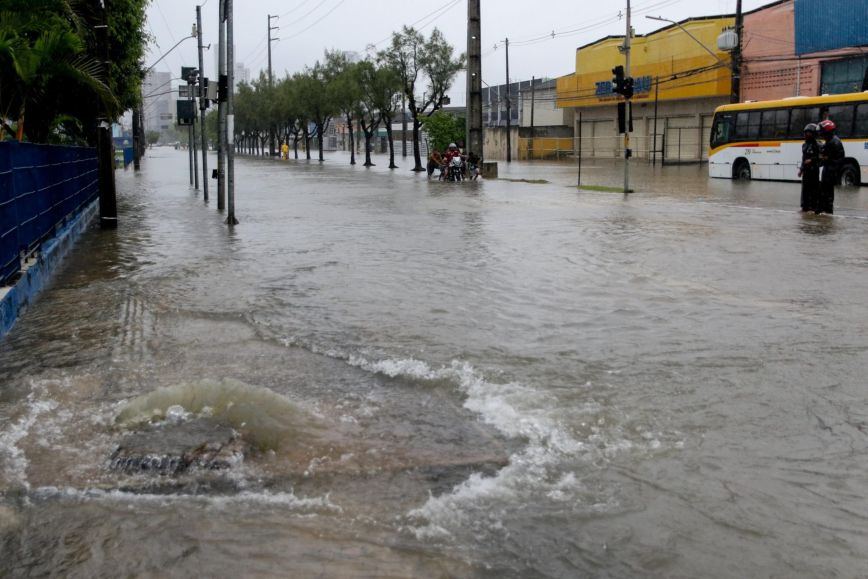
[795,0,868,55]
[0,142,99,285]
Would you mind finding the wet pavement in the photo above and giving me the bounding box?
[1,148,868,577]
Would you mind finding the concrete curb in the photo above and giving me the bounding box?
[0,200,99,339]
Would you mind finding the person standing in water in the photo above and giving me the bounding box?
[798,123,821,213]
[818,119,844,214]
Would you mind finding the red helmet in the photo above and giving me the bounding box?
[819,119,836,133]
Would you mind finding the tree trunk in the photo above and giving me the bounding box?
[411,118,424,171]
[385,119,397,169]
[303,126,311,160]
[316,121,325,162]
[363,132,374,166]
[346,113,356,165]
[293,134,299,159]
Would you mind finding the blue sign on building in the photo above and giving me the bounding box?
[795,0,868,55]
[595,75,654,98]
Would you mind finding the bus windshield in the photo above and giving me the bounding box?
[711,113,732,148]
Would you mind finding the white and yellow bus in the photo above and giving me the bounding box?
[708,92,868,187]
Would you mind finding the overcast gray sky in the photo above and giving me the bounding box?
[145,0,773,104]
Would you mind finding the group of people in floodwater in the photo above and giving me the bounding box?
[799,119,845,214]
[427,143,481,181]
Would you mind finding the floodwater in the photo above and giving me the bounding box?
[2,149,868,577]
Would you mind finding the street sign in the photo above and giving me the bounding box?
[181,66,197,82]
[179,85,193,98]
[177,100,196,125]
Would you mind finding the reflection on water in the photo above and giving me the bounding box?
[2,149,868,577]
[798,213,839,236]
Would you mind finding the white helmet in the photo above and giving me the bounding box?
[449,143,457,149]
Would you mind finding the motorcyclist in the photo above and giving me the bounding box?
[818,119,844,214]
[798,123,820,213]
[444,143,464,180]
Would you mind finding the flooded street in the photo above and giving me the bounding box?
[2,148,868,577]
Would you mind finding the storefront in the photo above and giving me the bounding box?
[556,15,734,162]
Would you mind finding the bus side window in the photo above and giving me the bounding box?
[855,103,868,138]
[711,114,732,147]
[828,104,855,138]
[747,111,761,139]
[788,107,821,139]
[774,109,789,139]
[734,112,750,140]
[760,110,777,139]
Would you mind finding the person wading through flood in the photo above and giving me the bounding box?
[427,149,443,179]
[818,119,845,214]
[798,123,821,213]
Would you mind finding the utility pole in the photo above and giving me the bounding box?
[731,0,743,103]
[226,0,238,225]
[529,76,536,160]
[623,0,632,194]
[268,14,279,157]
[505,37,511,163]
[466,0,483,160]
[188,76,194,186]
[197,5,208,201]
[95,8,117,228]
[217,0,226,211]
[132,106,141,170]
[189,67,198,190]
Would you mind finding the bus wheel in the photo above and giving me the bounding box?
[733,159,751,181]
[839,162,860,188]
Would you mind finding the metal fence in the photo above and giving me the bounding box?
[0,142,99,285]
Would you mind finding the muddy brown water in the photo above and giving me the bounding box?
[2,150,868,577]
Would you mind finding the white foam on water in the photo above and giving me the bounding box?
[345,354,679,539]
[0,392,59,490]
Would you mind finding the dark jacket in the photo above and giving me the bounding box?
[800,139,820,173]
[820,134,845,182]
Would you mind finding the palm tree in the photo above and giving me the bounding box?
[0,6,115,143]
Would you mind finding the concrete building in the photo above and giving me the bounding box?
[555,0,868,164]
[556,14,734,163]
[142,70,174,135]
[741,0,868,101]
[483,79,574,160]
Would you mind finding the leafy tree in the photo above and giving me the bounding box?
[146,129,160,146]
[381,26,464,171]
[295,61,337,162]
[204,109,218,148]
[424,110,465,152]
[325,50,361,165]
[358,60,401,169]
[0,0,149,143]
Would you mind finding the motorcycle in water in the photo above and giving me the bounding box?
[447,155,465,182]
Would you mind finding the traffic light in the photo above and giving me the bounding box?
[612,65,625,95]
[611,65,635,99]
[623,76,634,99]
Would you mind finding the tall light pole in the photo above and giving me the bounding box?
[732,0,743,103]
[267,14,279,157]
[504,37,511,163]
[95,3,117,228]
[197,5,208,201]
[226,0,238,225]
[623,0,632,194]
[217,0,227,211]
[466,0,483,160]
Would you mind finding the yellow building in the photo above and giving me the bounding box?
[556,15,735,162]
